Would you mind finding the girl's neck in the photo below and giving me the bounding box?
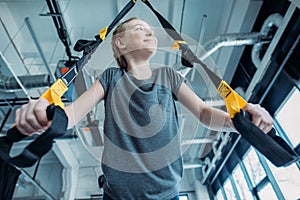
[124,51,154,79]
[127,61,152,80]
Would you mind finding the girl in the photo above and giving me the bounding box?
[15,18,273,200]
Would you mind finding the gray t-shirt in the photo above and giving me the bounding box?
[98,66,186,200]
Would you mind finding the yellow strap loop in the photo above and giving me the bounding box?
[40,78,68,109]
[99,26,108,41]
[171,40,187,49]
[217,80,247,118]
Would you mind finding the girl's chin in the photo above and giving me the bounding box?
[144,46,157,53]
[144,50,157,58]
[125,47,157,57]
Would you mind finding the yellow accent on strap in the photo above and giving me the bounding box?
[171,40,187,49]
[40,78,68,109]
[217,80,247,118]
[99,26,108,41]
[133,0,137,3]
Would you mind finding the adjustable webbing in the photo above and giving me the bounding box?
[0,0,137,168]
[99,0,136,41]
[142,0,194,68]
[1,0,298,169]
[0,105,68,168]
[75,0,136,53]
[142,1,222,86]
[233,111,299,167]
[142,0,299,167]
[142,0,245,117]
[142,0,186,42]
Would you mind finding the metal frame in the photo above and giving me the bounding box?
[231,151,256,200]
[25,17,55,83]
[256,153,285,200]
[211,145,287,200]
[274,110,300,169]
[225,165,241,200]
[245,3,297,99]
[0,53,30,98]
[205,3,299,197]
[238,160,258,200]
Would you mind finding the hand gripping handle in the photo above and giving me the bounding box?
[233,110,299,167]
[1,105,68,168]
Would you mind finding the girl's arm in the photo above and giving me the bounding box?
[177,82,273,133]
[15,80,105,135]
[64,80,104,128]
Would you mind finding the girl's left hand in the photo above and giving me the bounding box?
[243,103,274,134]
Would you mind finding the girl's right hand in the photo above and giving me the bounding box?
[15,98,51,136]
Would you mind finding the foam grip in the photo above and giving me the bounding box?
[233,110,299,167]
[5,105,68,168]
[6,104,56,143]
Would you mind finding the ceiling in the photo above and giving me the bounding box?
[0,0,262,130]
[1,0,298,199]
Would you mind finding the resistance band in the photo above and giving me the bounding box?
[0,1,137,197]
[0,0,136,170]
[141,0,299,167]
[1,0,298,181]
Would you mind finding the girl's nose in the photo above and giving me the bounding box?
[146,28,154,36]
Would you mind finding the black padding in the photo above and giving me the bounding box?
[6,126,27,143]
[74,0,136,54]
[0,105,68,168]
[0,159,21,200]
[232,111,299,167]
[74,39,99,53]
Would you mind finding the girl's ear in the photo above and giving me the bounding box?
[115,38,126,49]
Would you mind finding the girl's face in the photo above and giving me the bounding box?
[117,19,158,57]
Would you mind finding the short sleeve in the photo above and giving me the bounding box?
[165,67,187,97]
[97,67,121,95]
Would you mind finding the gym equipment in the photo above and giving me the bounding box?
[1,0,299,198]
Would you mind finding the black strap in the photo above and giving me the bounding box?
[99,0,136,40]
[0,105,68,168]
[74,0,136,54]
[233,111,299,167]
[2,0,298,169]
[142,0,193,67]
[0,158,21,200]
[0,0,136,169]
[142,0,300,167]
[142,0,222,87]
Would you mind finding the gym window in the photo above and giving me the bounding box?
[223,178,236,199]
[257,182,278,199]
[266,159,300,199]
[215,190,225,200]
[212,87,300,200]
[179,194,189,200]
[275,87,300,147]
[267,86,300,199]
[232,165,252,200]
[243,148,266,186]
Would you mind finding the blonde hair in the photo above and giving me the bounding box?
[111,17,137,70]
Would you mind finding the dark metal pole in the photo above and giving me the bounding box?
[0,108,12,132]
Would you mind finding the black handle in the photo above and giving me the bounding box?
[6,104,56,143]
[233,110,299,167]
[1,105,68,168]
[239,109,276,136]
